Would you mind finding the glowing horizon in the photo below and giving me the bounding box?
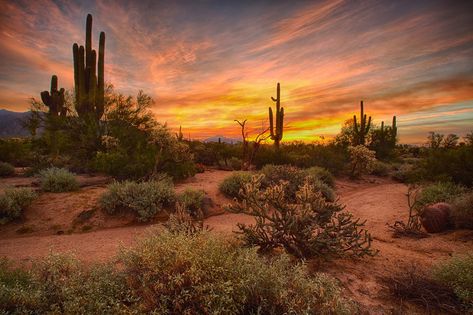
[1,0,472,144]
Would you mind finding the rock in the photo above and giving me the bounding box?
[420,202,452,233]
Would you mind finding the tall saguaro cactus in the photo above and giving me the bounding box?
[73,14,105,120]
[41,75,66,117]
[353,100,371,145]
[269,82,284,148]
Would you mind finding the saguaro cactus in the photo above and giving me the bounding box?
[269,82,284,148]
[73,14,105,120]
[353,101,371,145]
[40,75,66,117]
[391,115,397,142]
[380,115,397,145]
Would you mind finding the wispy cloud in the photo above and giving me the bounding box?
[0,0,472,143]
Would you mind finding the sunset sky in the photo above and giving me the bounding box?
[0,0,472,144]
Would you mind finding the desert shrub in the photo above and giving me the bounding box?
[100,179,175,222]
[164,202,207,235]
[252,142,348,175]
[391,163,416,182]
[38,167,78,192]
[93,150,155,180]
[0,232,355,314]
[119,231,355,314]
[418,145,473,186]
[260,164,306,199]
[219,172,252,199]
[0,188,37,224]
[260,165,335,202]
[451,192,473,229]
[195,163,205,173]
[348,145,376,178]
[388,186,430,239]
[304,177,336,202]
[434,254,473,308]
[228,157,242,170]
[228,175,374,259]
[0,138,35,167]
[0,162,15,177]
[417,182,465,209]
[305,166,335,188]
[383,265,464,313]
[371,160,390,177]
[177,188,205,217]
[0,254,133,314]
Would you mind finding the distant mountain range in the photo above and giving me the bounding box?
[0,109,244,144]
[203,135,241,144]
[0,109,31,137]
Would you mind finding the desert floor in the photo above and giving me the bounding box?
[1,169,472,314]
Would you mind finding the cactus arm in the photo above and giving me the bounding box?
[40,91,51,107]
[278,107,284,139]
[41,75,65,116]
[96,32,105,119]
[78,45,86,114]
[269,107,274,138]
[366,116,371,133]
[85,14,92,69]
[73,44,80,106]
[59,88,66,117]
[88,49,97,107]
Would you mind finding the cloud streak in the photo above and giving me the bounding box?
[0,0,472,143]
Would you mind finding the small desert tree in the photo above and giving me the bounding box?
[227,174,375,259]
[348,145,376,178]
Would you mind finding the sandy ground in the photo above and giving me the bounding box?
[1,170,472,313]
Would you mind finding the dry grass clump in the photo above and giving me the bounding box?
[382,265,464,314]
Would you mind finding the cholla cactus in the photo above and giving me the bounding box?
[227,174,375,259]
[100,135,119,150]
[348,145,377,178]
[164,202,208,235]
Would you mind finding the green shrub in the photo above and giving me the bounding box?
[219,172,252,199]
[451,192,473,229]
[417,182,465,209]
[371,161,390,177]
[119,231,355,314]
[228,157,242,170]
[0,254,133,314]
[434,254,473,307]
[0,162,15,177]
[0,233,354,314]
[0,188,37,224]
[391,163,415,182]
[305,166,335,188]
[38,167,78,192]
[177,188,205,217]
[92,150,155,180]
[100,179,175,222]
[419,145,473,187]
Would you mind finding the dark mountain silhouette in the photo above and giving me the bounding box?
[203,135,240,144]
[0,109,31,137]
